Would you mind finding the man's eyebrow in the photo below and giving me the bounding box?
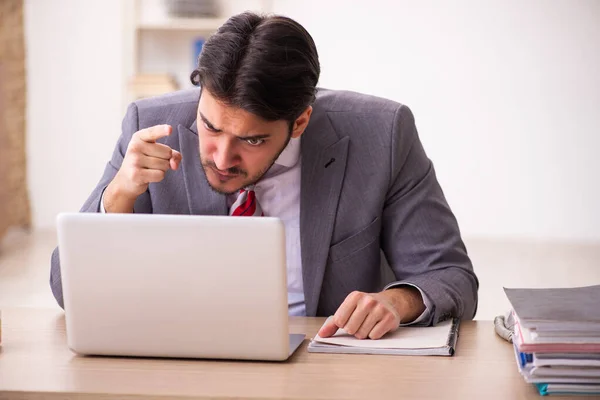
[199,111,272,140]
[237,133,271,140]
[198,112,222,132]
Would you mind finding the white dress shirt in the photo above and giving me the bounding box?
[101,137,432,322]
[225,138,306,316]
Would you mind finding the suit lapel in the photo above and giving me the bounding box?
[177,122,227,216]
[300,112,349,316]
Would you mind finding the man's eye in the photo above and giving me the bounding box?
[246,138,264,146]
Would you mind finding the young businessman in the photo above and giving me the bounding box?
[50,12,478,340]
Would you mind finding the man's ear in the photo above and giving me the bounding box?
[291,106,313,139]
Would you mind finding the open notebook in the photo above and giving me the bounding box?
[308,317,460,356]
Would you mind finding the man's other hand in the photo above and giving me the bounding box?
[317,287,425,340]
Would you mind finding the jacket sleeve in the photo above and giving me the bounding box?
[50,102,153,309]
[380,105,479,325]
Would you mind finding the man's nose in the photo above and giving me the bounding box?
[212,140,239,171]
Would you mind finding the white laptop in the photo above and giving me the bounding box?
[56,212,305,361]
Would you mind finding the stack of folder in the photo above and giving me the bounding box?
[504,285,600,396]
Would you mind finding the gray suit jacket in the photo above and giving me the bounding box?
[50,88,478,325]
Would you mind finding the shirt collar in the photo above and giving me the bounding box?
[274,136,301,168]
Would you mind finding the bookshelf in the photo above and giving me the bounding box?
[137,17,227,31]
[122,0,271,108]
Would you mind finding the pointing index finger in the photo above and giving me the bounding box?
[137,125,172,143]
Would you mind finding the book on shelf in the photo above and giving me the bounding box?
[128,73,179,100]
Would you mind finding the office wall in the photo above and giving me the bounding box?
[272,0,600,242]
[24,0,124,229]
[25,0,600,242]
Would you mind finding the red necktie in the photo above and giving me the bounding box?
[229,186,264,216]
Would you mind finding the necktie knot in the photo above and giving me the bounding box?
[229,186,264,216]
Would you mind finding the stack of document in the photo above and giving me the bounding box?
[505,285,600,396]
[308,317,460,356]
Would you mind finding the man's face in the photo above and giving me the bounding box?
[197,90,311,195]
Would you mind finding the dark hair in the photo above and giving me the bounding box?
[190,12,320,125]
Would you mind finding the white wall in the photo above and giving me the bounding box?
[272,0,600,242]
[25,0,125,229]
[25,0,600,242]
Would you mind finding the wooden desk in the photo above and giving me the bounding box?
[0,308,565,399]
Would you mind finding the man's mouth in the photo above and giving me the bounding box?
[210,166,239,181]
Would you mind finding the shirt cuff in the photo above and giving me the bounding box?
[383,281,433,326]
[99,190,106,213]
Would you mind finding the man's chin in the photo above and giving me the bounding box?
[202,168,243,195]
[205,176,243,195]
[201,163,268,195]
